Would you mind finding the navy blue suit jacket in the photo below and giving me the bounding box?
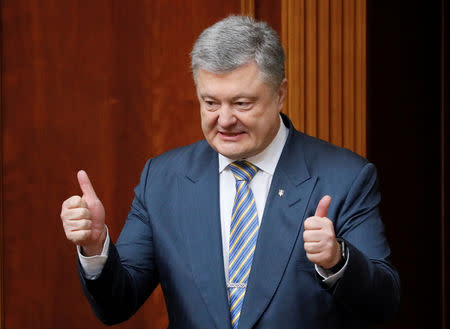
[79,115,400,328]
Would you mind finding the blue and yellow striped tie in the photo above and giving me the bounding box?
[228,160,260,329]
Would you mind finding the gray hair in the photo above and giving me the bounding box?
[190,15,285,90]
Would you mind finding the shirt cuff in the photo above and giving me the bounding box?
[77,226,110,280]
[315,248,349,287]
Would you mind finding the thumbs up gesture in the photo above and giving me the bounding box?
[60,170,106,256]
[303,196,341,269]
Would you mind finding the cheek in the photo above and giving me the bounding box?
[200,111,217,132]
[250,112,278,140]
[237,115,259,135]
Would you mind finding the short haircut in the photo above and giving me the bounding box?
[190,15,285,90]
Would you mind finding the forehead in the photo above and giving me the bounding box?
[196,62,270,98]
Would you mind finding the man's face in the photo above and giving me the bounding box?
[196,61,287,160]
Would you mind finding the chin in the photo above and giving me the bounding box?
[215,147,246,160]
[220,149,255,160]
[211,136,260,159]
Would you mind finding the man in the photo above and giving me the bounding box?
[61,16,400,328]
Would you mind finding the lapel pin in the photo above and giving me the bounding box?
[278,189,284,197]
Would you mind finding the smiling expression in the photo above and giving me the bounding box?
[196,61,287,160]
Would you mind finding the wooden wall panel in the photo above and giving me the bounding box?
[330,0,343,147]
[281,0,304,131]
[305,0,317,136]
[0,2,3,324]
[281,0,366,156]
[255,0,281,35]
[257,1,447,328]
[342,0,355,151]
[317,0,330,141]
[354,0,366,155]
[1,1,240,328]
[241,0,255,17]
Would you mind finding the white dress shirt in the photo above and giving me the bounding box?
[218,116,288,281]
[79,116,347,285]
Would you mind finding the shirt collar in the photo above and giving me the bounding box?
[218,115,289,175]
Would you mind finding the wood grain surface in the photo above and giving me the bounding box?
[1,1,239,328]
[282,0,366,156]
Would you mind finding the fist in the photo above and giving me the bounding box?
[303,195,341,269]
[60,170,106,256]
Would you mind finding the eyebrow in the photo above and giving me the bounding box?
[200,94,257,102]
[230,95,257,102]
[199,94,217,100]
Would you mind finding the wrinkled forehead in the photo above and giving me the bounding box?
[194,62,278,95]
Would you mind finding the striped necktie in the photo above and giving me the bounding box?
[228,160,260,329]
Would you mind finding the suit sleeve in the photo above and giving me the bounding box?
[330,162,401,323]
[78,159,159,325]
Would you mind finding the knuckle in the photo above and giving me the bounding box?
[303,231,308,240]
[303,242,310,252]
[83,219,92,229]
[61,210,73,222]
[61,212,71,223]
[75,219,91,230]
[80,208,90,219]
[67,195,82,208]
[80,198,88,208]
[71,208,87,220]
[305,216,315,225]
[62,197,71,207]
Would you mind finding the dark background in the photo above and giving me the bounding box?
[367,0,448,328]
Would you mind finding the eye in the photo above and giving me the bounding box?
[234,101,252,110]
[203,99,219,111]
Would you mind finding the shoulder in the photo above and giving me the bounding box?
[138,139,215,181]
[287,131,380,214]
[151,139,212,167]
[281,114,370,176]
[290,130,371,177]
[133,139,215,198]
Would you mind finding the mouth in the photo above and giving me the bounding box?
[218,131,246,141]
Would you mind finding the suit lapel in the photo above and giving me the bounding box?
[180,147,232,329]
[237,128,317,329]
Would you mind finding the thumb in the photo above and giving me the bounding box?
[315,195,331,217]
[77,170,98,202]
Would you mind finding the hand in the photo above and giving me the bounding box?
[303,195,341,269]
[60,170,106,256]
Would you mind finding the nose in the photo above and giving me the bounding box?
[217,105,237,128]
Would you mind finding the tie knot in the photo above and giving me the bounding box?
[229,161,258,182]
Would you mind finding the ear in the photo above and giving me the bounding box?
[277,79,288,112]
